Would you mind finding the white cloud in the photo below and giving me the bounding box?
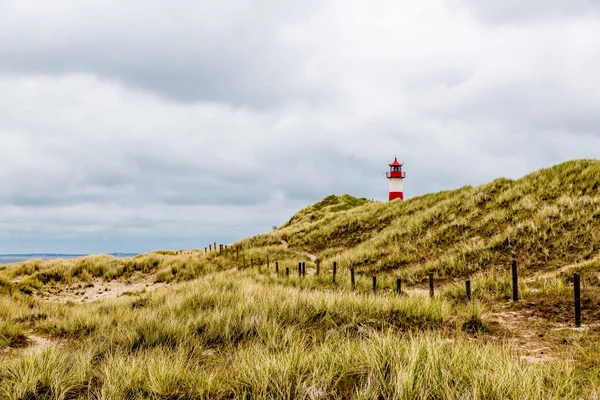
[1,0,599,252]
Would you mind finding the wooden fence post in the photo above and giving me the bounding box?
[429,272,434,298]
[275,261,279,274]
[204,247,207,253]
[286,267,289,277]
[351,268,355,291]
[512,260,519,302]
[316,259,321,275]
[333,262,337,284]
[302,262,306,277]
[574,272,581,327]
[219,244,222,255]
[466,280,471,301]
[372,276,377,294]
[396,278,402,295]
[298,262,302,276]
[209,244,212,251]
[214,242,217,252]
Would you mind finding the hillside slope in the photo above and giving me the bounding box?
[244,159,600,283]
[1,159,600,399]
[3,159,598,292]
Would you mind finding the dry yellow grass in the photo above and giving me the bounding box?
[246,159,600,285]
[0,270,591,399]
[0,159,599,398]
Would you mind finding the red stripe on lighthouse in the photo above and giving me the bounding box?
[389,192,404,201]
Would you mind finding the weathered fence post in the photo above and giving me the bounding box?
[316,259,321,275]
[429,272,434,298]
[219,244,222,255]
[298,262,302,276]
[396,278,402,295]
[214,242,217,252]
[286,267,289,277]
[574,272,581,327]
[302,262,306,277]
[275,261,279,274]
[351,268,355,291]
[204,247,207,253]
[466,280,471,301]
[209,244,212,251]
[372,276,377,294]
[512,260,519,302]
[333,262,337,284]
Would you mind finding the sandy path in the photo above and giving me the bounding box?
[5,274,166,356]
[487,303,596,364]
[38,275,164,303]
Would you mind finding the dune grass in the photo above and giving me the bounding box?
[0,159,599,398]
[243,159,600,284]
[2,159,599,292]
[0,268,593,399]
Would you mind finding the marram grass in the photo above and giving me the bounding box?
[0,271,590,399]
[1,159,599,398]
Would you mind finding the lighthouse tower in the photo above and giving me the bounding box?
[386,158,406,201]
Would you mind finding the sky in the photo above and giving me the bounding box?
[1,0,600,254]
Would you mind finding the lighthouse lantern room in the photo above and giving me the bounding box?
[386,157,406,201]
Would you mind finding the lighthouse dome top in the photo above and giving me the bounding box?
[389,157,403,167]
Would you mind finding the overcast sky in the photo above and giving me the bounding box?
[1,0,599,253]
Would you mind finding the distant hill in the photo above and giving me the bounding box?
[243,159,600,283]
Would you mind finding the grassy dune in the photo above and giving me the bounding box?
[0,159,599,399]
[248,159,600,282]
[0,270,589,398]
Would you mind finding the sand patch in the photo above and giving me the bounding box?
[488,305,578,364]
[25,334,54,354]
[37,274,164,303]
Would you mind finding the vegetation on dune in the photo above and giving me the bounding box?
[0,269,591,399]
[246,159,600,284]
[0,159,599,398]
[282,194,372,227]
[3,159,598,295]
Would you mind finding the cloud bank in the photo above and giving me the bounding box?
[1,0,599,252]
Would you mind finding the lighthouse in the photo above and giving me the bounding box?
[386,157,406,201]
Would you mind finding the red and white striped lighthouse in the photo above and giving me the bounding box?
[386,157,406,201]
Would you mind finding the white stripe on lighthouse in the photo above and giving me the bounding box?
[389,179,404,193]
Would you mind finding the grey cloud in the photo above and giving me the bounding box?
[456,0,600,23]
[0,0,322,107]
[1,0,600,253]
[1,194,95,207]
